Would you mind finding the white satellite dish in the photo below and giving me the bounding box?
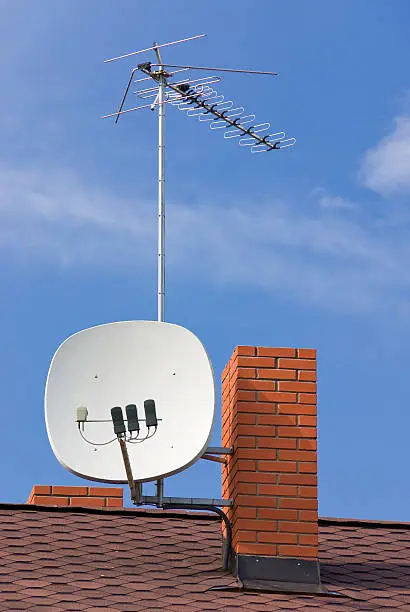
[45,321,215,483]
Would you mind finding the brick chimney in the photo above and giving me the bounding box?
[222,346,324,593]
[27,485,124,509]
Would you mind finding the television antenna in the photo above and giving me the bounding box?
[103,33,295,324]
[102,34,295,505]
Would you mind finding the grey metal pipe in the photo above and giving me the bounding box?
[162,503,232,571]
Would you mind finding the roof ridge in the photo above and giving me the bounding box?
[0,504,409,528]
[0,502,220,519]
[319,516,410,529]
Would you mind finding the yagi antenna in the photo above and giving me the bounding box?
[103,35,295,501]
[103,33,296,322]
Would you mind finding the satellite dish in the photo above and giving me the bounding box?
[45,321,215,483]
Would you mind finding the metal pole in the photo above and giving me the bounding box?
[154,43,166,500]
[157,63,166,322]
[118,438,138,502]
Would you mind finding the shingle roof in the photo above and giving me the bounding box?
[0,504,409,611]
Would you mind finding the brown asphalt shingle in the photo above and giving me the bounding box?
[0,505,409,611]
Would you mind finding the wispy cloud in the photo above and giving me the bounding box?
[359,115,410,196]
[312,187,356,211]
[1,163,410,315]
[0,166,155,266]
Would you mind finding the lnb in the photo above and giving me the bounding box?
[110,401,159,441]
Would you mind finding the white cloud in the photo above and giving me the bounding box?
[0,166,155,266]
[359,116,410,196]
[312,187,356,211]
[1,163,410,314]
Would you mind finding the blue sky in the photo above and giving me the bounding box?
[1,0,410,521]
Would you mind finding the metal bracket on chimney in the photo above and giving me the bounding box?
[201,446,233,465]
[139,495,232,507]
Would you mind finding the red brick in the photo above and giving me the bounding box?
[258,484,298,496]
[258,369,297,380]
[237,357,275,367]
[89,487,123,498]
[257,391,297,403]
[300,486,318,498]
[279,474,317,486]
[236,483,257,495]
[299,393,316,404]
[236,459,257,471]
[237,367,256,378]
[299,462,317,473]
[70,497,105,507]
[279,498,318,510]
[259,532,298,544]
[222,432,232,447]
[237,435,256,448]
[278,545,317,558]
[300,510,317,521]
[52,486,88,496]
[257,347,296,358]
[278,426,316,439]
[299,370,316,381]
[258,415,296,426]
[298,416,317,426]
[236,543,277,555]
[236,507,258,519]
[297,349,316,359]
[279,521,318,534]
[236,402,275,414]
[238,425,275,437]
[257,438,297,450]
[237,380,276,391]
[258,461,297,473]
[237,413,257,425]
[105,497,123,508]
[299,534,319,546]
[222,363,230,382]
[277,358,316,370]
[232,390,256,401]
[279,450,316,462]
[277,381,316,393]
[258,509,298,521]
[299,439,317,450]
[236,449,276,460]
[234,346,256,357]
[235,519,277,533]
[237,495,290,508]
[29,485,51,496]
[31,495,69,506]
[236,530,257,542]
[235,471,276,484]
[278,404,316,415]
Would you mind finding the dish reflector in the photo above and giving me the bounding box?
[45,321,215,483]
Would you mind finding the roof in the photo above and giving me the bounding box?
[0,504,409,611]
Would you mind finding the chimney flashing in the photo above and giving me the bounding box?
[232,553,328,595]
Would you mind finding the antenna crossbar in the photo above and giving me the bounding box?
[104,34,206,63]
[151,63,278,76]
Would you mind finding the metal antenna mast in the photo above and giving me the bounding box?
[154,41,166,324]
[104,33,296,321]
[103,34,296,503]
